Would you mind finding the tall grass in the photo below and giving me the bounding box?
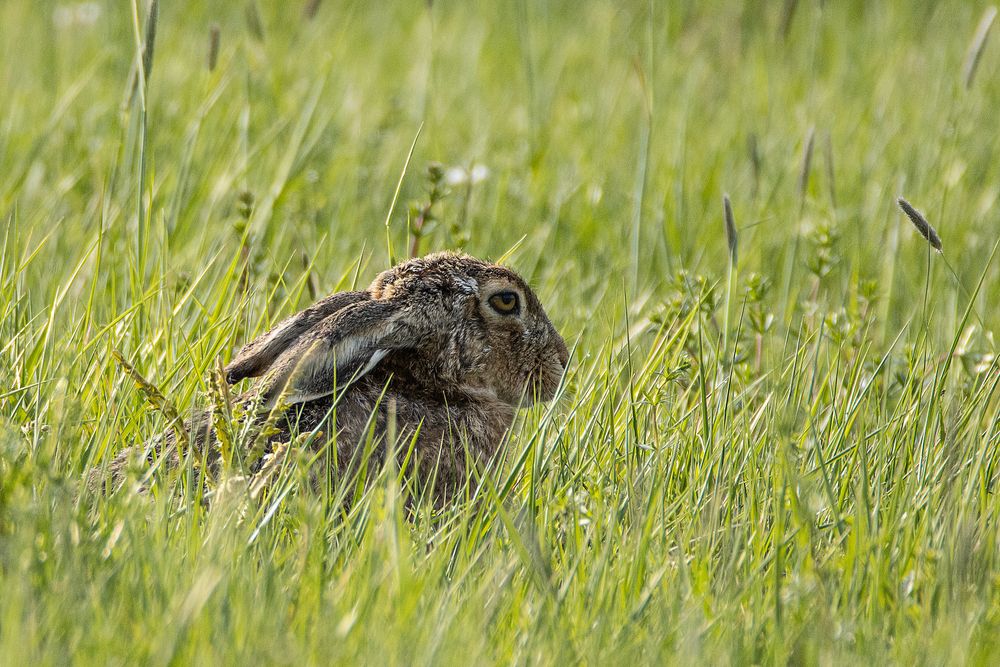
[2,1,999,664]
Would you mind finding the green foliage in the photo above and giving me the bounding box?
[2,1,1000,664]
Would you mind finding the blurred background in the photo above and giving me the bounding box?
[3,2,997,342]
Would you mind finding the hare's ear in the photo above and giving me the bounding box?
[254,299,423,408]
[225,291,370,384]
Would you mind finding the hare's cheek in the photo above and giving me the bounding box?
[513,369,539,404]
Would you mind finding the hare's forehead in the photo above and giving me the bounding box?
[370,260,537,302]
[477,267,530,291]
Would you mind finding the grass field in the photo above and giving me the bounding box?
[3,1,1000,663]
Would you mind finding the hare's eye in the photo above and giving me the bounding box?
[488,291,519,315]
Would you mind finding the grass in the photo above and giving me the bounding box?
[2,1,1000,663]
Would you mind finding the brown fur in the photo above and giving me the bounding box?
[89,252,568,503]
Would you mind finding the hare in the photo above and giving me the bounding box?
[91,251,569,502]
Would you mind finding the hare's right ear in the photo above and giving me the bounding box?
[225,291,370,384]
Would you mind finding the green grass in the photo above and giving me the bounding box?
[3,1,1000,663]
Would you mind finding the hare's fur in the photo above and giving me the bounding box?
[91,252,568,502]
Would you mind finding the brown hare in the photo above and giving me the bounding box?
[91,251,569,503]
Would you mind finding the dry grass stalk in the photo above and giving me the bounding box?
[112,350,190,452]
[963,6,998,89]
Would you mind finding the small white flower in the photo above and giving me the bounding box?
[445,164,491,186]
[53,2,102,28]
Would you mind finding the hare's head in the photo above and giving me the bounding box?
[369,252,569,406]
[226,252,568,409]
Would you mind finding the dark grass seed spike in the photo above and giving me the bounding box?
[799,127,815,199]
[303,0,322,21]
[780,0,799,39]
[897,197,943,253]
[246,1,265,42]
[824,131,836,210]
[747,133,761,198]
[124,0,158,102]
[723,194,738,267]
[141,0,158,83]
[208,24,220,71]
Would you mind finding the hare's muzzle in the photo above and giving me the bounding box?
[529,328,568,404]
[554,335,569,369]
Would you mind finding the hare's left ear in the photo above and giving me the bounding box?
[225,291,369,384]
[252,298,427,408]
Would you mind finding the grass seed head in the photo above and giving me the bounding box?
[780,0,799,39]
[824,131,836,209]
[141,0,158,82]
[799,127,815,199]
[747,133,761,197]
[208,23,220,71]
[897,197,943,253]
[303,0,322,21]
[246,1,265,42]
[723,194,738,267]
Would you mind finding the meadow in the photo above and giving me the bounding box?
[2,1,1000,663]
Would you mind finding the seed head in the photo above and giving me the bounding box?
[141,0,158,82]
[897,197,943,253]
[799,127,815,199]
[723,194,738,267]
[208,24,221,71]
